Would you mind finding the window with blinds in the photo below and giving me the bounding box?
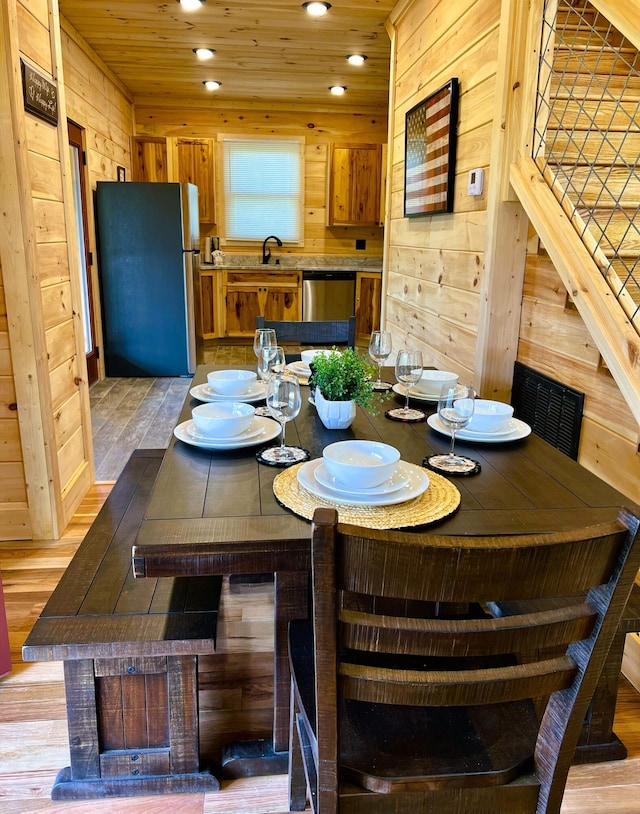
[222,137,304,243]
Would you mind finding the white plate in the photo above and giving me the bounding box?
[287,361,311,378]
[392,383,465,402]
[190,382,267,403]
[314,460,410,496]
[187,419,265,443]
[462,419,519,438]
[174,416,280,450]
[427,414,531,443]
[297,459,429,507]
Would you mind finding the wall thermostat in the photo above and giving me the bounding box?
[467,167,484,196]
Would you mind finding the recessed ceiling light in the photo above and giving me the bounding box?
[346,54,367,66]
[177,0,205,10]
[329,85,346,95]
[302,2,331,16]
[193,48,216,60]
[203,80,222,91]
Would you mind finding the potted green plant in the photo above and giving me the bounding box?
[309,347,379,429]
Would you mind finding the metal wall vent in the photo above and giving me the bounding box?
[511,362,584,460]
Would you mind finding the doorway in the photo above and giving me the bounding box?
[67,121,99,386]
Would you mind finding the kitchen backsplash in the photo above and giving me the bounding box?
[200,254,382,270]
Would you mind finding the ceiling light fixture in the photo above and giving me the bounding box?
[329,85,346,95]
[177,0,205,10]
[203,80,222,91]
[193,48,216,60]
[302,2,331,16]
[346,54,367,66]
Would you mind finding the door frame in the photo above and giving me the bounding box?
[67,120,99,386]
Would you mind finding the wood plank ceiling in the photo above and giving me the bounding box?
[57,0,395,111]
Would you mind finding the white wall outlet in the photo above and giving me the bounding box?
[467,168,484,196]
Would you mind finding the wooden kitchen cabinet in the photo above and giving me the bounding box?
[355,271,382,338]
[222,269,301,337]
[175,138,215,223]
[132,137,168,182]
[133,137,215,223]
[197,270,218,339]
[327,143,382,226]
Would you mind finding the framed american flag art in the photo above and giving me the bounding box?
[404,78,459,217]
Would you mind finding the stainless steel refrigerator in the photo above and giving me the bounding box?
[95,181,199,376]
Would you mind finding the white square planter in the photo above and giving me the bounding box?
[315,388,357,429]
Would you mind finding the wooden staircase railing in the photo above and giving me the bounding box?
[513,0,640,424]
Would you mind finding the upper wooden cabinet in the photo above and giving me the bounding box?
[132,137,215,223]
[132,138,168,182]
[174,138,215,223]
[327,143,382,226]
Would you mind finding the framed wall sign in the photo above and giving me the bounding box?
[404,78,459,216]
[20,60,58,126]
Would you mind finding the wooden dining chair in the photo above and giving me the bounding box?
[288,506,640,814]
[256,315,356,348]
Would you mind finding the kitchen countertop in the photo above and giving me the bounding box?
[199,254,382,272]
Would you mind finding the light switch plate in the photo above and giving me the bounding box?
[467,168,484,196]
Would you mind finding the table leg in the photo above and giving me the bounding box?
[220,569,309,777]
[573,631,628,763]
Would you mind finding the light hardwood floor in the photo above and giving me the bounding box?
[1,343,640,812]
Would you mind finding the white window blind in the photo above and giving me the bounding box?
[223,138,303,242]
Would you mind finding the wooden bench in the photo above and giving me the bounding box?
[22,449,222,800]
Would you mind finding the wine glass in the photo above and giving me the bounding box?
[426,385,478,474]
[258,345,286,382]
[368,331,392,391]
[253,328,277,379]
[392,349,424,419]
[261,373,308,466]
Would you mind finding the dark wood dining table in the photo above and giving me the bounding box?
[132,364,636,774]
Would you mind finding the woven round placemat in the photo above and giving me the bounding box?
[273,462,461,529]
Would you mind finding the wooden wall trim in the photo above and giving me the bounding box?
[511,154,640,426]
[51,0,94,485]
[0,0,57,538]
[473,0,529,401]
[387,0,414,29]
[380,21,400,329]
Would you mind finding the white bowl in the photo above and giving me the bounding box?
[301,349,333,368]
[467,400,514,434]
[192,401,255,437]
[322,440,401,489]
[414,369,459,395]
[207,369,257,396]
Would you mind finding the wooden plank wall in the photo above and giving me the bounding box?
[518,245,640,505]
[0,257,31,540]
[0,0,99,539]
[134,104,387,258]
[18,0,94,534]
[386,0,640,501]
[385,0,498,378]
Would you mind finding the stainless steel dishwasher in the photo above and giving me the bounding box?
[302,270,356,321]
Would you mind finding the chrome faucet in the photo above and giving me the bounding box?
[262,235,283,264]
